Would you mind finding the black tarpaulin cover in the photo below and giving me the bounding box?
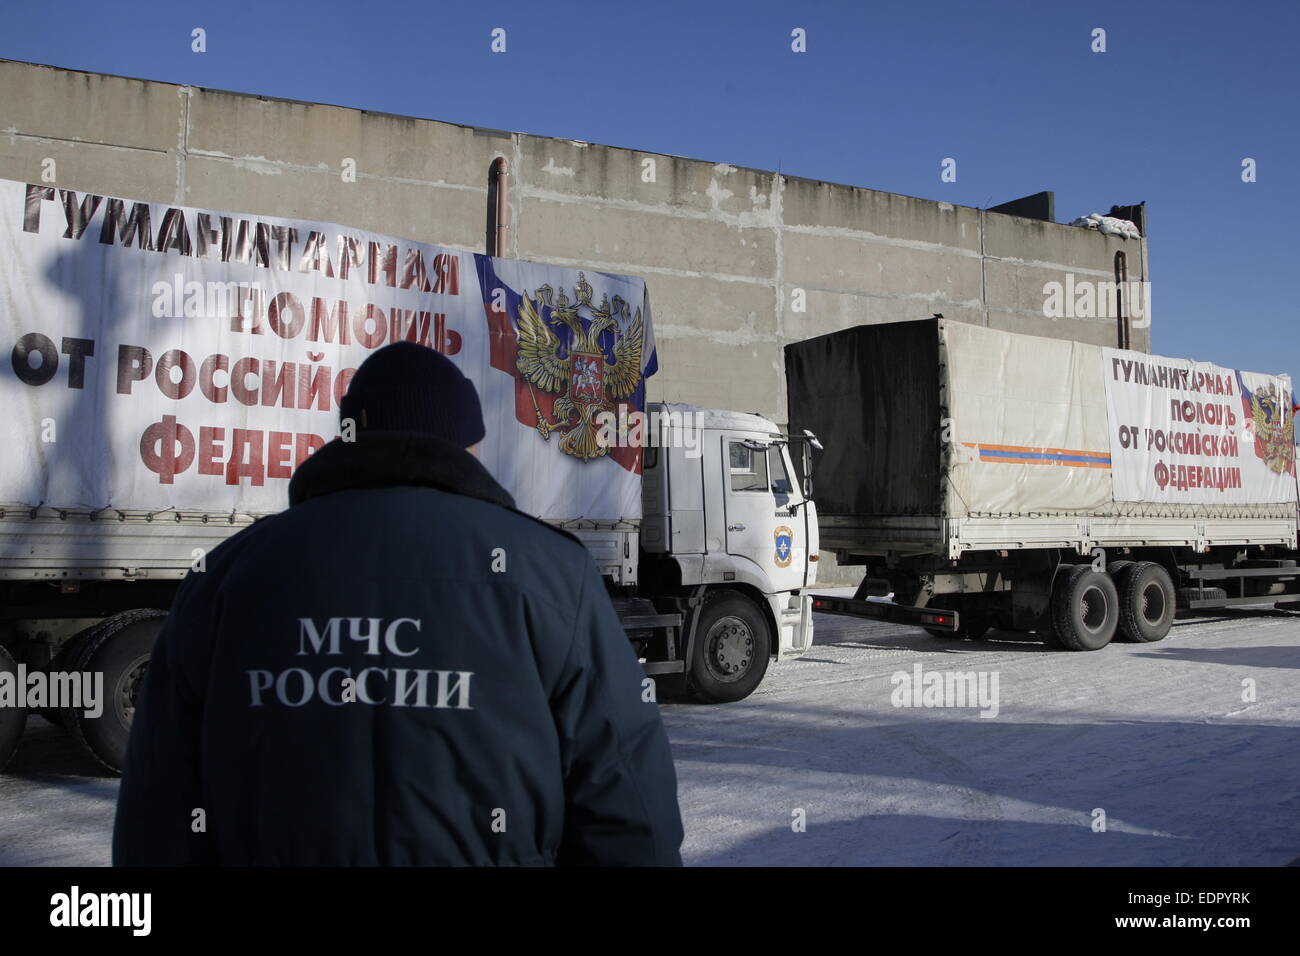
[785,320,942,517]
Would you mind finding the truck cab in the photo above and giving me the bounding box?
[576,402,818,703]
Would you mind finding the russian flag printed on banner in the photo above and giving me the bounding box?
[476,255,657,476]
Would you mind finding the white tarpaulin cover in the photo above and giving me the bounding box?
[0,178,657,519]
[943,321,1115,515]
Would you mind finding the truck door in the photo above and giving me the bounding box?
[722,436,808,593]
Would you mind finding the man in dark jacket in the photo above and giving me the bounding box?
[113,342,684,866]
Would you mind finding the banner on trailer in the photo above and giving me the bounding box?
[1102,348,1295,504]
[0,179,656,519]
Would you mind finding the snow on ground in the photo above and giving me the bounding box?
[0,719,118,866]
[2,603,1298,867]
[666,600,1300,866]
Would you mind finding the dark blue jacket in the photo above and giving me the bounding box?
[113,432,683,866]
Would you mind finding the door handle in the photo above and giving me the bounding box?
[727,523,746,532]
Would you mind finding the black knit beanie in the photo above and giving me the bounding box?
[339,342,485,447]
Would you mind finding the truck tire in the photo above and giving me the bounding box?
[64,609,167,774]
[37,626,94,728]
[0,644,27,772]
[687,592,771,704]
[1048,566,1119,651]
[1104,559,1133,580]
[1036,570,1072,648]
[1113,562,1176,643]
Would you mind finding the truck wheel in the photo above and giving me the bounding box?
[1105,559,1133,579]
[0,644,27,772]
[37,627,93,728]
[1049,566,1118,651]
[687,592,771,704]
[64,609,167,774]
[1114,562,1175,642]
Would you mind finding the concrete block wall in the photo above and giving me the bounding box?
[1,58,1150,427]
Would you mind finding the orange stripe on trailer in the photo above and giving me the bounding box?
[979,455,1113,469]
[976,443,1111,459]
[970,442,1112,469]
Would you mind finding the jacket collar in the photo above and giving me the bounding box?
[288,432,516,510]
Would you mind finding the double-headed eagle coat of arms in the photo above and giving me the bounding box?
[515,272,645,461]
[1239,378,1296,477]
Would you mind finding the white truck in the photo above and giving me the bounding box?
[789,318,1299,648]
[0,178,817,773]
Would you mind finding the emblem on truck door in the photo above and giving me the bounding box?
[774,526,794,568]
[513,273,645,461]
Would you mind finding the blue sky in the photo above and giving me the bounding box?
[3,0,1297,381]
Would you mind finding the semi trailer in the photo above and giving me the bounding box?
[788,318,1299,649]
[0,178,817,772]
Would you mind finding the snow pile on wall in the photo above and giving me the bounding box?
[1069,212,1141,239]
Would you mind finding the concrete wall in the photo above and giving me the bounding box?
[0,58,1151,428]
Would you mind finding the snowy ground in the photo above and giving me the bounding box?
[2,601,1298,867]
[667,597,1300,866]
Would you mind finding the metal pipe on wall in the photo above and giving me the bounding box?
[490,157,509,258]
[1114,251,1130,350]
